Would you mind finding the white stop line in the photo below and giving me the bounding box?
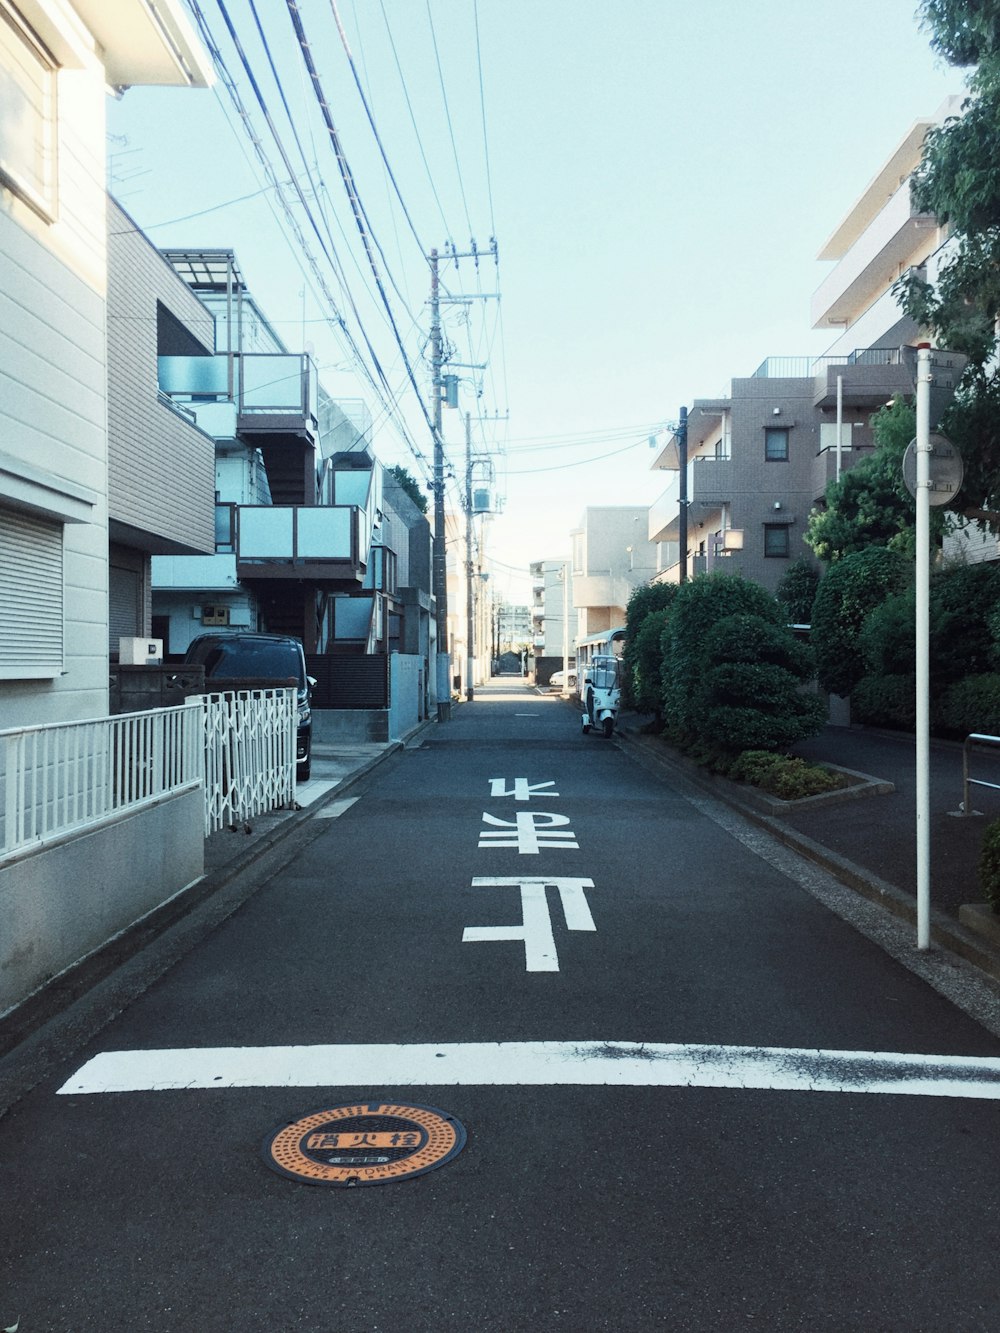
[58,1041,1000,1100]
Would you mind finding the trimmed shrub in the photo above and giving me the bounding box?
[979,817,1000,913]
[691,613,827,754]
[662,573,783,742]
[811,547,910,697]
[937,674,1000,738]
[852,673,916,730]
[623,606,674,715]
[729,750,845,799]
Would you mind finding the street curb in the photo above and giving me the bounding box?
[616,728,1000,989]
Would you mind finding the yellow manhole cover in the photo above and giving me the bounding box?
[263,1101,467,1187]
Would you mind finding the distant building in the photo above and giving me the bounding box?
[649,98,965,593]
[571,507,657,641]
[529,558,578,660]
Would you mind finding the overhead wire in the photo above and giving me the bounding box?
[284,0,443,459]
[425,0,474,239]
[190,0,431,476]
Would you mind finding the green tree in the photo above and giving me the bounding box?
[894,1,1000,520]
[804,400,946,562]
[811,547,911,696]
[775,557,820,624]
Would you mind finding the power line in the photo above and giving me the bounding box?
[189,0,429,474]
[425,0,473,238]
[285,0,439,448]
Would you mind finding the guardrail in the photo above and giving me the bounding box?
[961,732,1000,814]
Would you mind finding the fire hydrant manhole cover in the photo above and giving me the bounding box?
[262,1101,467,1187]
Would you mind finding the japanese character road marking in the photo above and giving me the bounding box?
[463,877,596,971]
[478,811,578,853]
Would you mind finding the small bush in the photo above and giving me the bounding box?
[729,750,785,785]
[979,817,1000,913]
[852,673,916,730]
[729,750,845,800]
[937,674,1000,738]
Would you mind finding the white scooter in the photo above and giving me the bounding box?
[581,654,621,738]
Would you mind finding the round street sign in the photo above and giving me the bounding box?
[902,434,964,507]
[263,1101,467,1187]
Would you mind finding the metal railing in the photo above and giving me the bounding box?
[1,704,203,861]
[201,689,297,835]
[961,733,1000,815]
[1,690,299,857]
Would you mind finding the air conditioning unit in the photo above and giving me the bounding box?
[202,605,230,626]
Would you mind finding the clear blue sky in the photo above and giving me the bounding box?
[109,0,962,602]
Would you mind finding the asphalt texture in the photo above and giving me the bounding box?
[5,682,1000,1330]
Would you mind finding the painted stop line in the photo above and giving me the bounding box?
[59,1041,1000,1100]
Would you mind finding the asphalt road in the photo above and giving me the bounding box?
[4,682,1000,1330]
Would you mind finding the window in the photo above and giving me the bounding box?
[765,427,789,461]
[0,507,64,678]
[0,3,57,218]
[764,524,791,558]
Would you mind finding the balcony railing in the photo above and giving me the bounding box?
[158,352,317,436]
[235,504,362,575]
[752,348,906,379]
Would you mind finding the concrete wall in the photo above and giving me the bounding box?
[0,788,204,1018]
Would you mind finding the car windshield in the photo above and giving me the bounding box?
[200,640,302,684]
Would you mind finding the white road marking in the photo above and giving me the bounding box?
[479,811,578,853]
[464,877,597,971]
[314,798,360,819]
[58,1040,1000,1099]
[489,778,559,801]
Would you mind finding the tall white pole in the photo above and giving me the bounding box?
[915,343,932,950]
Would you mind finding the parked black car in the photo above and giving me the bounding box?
[183,633,314,781]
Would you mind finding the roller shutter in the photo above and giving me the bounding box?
[0,507,63,677]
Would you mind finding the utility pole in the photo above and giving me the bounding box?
[464,411,475,700]
[429,248,451,722]
[426,239,499,718]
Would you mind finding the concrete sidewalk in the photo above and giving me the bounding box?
[618,716,1000,986]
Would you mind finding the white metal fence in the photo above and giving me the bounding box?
[0,689,298,859]
[1,704,203,861]
[201,688,297,835]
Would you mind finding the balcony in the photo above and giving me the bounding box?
[812,346,917,410]
[811,185,939,329]
[235,505,364,584]
[158,352,318,441]
[648,457,732,542]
